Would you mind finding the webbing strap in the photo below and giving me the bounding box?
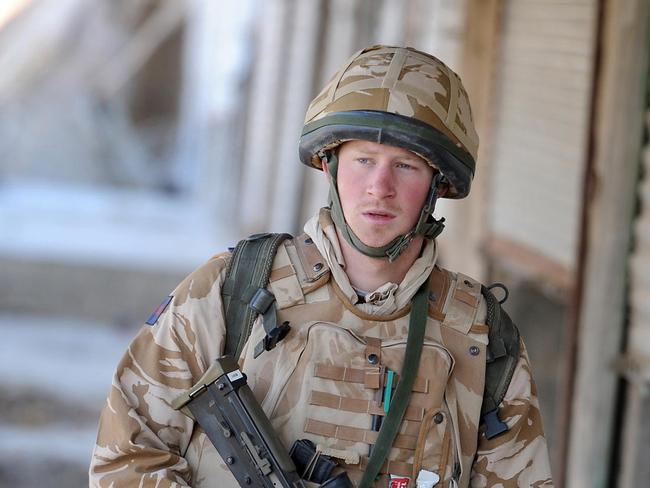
[222,233,291,359]
[358,281,429,488]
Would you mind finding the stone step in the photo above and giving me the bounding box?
[1,182,235,323]
[0,256,188,325]
[0,315,134,487]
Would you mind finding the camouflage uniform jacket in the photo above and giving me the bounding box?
[90,211,553,487]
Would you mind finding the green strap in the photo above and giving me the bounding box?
[222,233,291,359]
[358,281,429,488]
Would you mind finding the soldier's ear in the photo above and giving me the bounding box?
[321,156,330,178]
[321,148,339,181]
[434,171,450,197]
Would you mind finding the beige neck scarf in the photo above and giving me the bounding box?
[303,208,438,316]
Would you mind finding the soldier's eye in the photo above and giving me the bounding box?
[397,162,414,170]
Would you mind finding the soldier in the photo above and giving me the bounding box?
[90,45,553,487]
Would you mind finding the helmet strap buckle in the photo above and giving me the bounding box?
[414,173,446,239]
[385,231,415,262]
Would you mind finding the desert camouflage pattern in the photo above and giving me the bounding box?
[304,45,479,167]
[90,229,552,487]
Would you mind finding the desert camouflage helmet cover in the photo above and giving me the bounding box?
[299,44,479,198]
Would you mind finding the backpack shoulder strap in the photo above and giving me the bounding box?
[222,232,292,359]
[480,284,521,439]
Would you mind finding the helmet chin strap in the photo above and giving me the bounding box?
[325,152,446,262]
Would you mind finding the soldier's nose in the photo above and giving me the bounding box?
[367,168,395,198]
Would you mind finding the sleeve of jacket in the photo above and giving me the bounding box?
[89,252,231,488]
[470,341,554,487]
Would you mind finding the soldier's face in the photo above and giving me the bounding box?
[329,140,434,248]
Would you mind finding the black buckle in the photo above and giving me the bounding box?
[253,321,291,358]
[289,439,336,483]
[250,288,275,314]
[482,408,509,440]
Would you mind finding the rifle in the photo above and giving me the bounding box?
[173,356,305,488]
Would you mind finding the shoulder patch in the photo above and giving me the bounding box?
[146,295,173,326]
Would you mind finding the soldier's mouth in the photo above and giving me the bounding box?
[362,211,396,223]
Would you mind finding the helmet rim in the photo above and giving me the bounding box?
[299,110,474,198]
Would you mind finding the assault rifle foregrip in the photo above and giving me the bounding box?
[173,356,305,488]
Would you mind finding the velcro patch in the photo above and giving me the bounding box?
[146,295,173,326]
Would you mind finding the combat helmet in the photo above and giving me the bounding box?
[299,45,479,261]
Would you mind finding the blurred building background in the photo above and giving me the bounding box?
[0,0,648,486]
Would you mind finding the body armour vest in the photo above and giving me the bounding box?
[232,234,489,487]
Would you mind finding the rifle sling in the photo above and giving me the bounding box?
[358,281,429,487]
